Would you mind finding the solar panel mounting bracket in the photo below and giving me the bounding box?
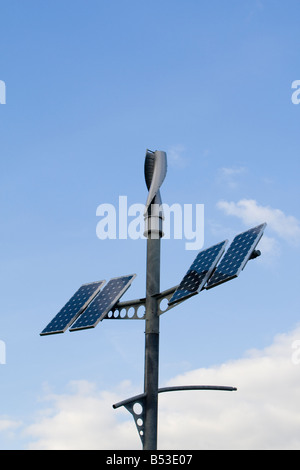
[155,285,192,315]
[107,297,146,320]
[105,284,185,319]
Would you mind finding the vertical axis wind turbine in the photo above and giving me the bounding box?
[40,150,267,450]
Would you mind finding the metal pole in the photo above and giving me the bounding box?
[143,149,166,450]
[142,185,164,450]
[143,232,161,450]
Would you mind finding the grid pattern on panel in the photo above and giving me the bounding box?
[168,240,228,305]
[40,281,105,335]
[70,275,136,331]
[206,224,266,289]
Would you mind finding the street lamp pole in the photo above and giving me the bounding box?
[143,150,165,450]
[41,148,266,451]
[143,233,161,449]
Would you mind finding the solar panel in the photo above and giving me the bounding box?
[168,240,228,306]
[69,274,136,331]
[206,223,266,289]
[40,280,105,336]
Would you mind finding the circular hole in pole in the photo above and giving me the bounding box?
[136,418,143,427]
[159,298,169,312]
[133,403,143,415]
[127,307,135,318]
[137,306,145,319]
[120,308,127,318]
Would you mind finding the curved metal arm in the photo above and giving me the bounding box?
[158,385,237,394]
[113,385,237,409]
[112,385,237,446]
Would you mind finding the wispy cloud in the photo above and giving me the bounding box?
[167,145,189,168]
[0,418,21,433]
[217,167,247,189]
[217,199,300,246]
[0,416,22,438]
[246,0,265,21]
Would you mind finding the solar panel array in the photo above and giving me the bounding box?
[168,240,228,306]
[41,275,136,335]
[206,223,266,289]
[40,225,266,334]
[168,223,266,305]
[69,275,136,331]
[40,281,105,336]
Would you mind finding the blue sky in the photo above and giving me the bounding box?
[0,0,300,449]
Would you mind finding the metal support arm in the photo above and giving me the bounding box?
[113,385,237,447]
[104,285,183,320]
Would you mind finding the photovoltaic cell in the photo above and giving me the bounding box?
[40,280,105,336]
[69,274,136,331]
[168,240,228,306]
[206,223,267,289]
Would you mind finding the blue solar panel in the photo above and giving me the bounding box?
[168,240,228,306]
[206,223,266,289]
[69,274,136,331]
[40,281,105,336]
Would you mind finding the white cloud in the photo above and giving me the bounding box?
[217,199,300,245]
[0,417,22,435]
[21,325,300,450]
[218,167,247,189]
[158,325,300,450]
[167,145,188,168]
[256,235,281,262]
[25,380,138,450]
